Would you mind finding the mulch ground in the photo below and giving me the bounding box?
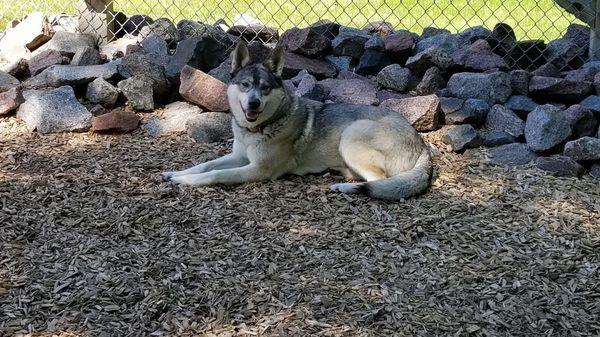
[1,115,599,337]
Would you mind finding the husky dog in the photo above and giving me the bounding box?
[161,41,432,200]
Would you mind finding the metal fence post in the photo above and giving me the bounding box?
[76,0,115,43]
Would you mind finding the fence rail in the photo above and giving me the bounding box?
[0,0,596,70]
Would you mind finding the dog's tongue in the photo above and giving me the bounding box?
[245,110,259,121]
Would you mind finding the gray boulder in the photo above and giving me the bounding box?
[383,30,415,62]
[484,131,516,147]
[459,26,492,43]
[416,66,445,96]
[0,88,24,115]
[485,104,524,138]
[282,52,337,79]
[70,46,102,66]
[405,47,453,74]
[86,78,119,107]
[379,94,441,131]
[295,72,325,101]
[445,98,489,125]
[355,49,391,76]
[442,124,482,152]
[17,86,92,133]
[320,78,377,105]
[504,95,539,115]
[535,156,584,177]
[144,101,203,136]
[451,39,508,71]
[529,76,593,103]
[447,72,511,104]
[138,18,177,43]
[186,112,233,143]
[590,163,600,180]
[332,27,371,59]
[563,137,600,161]
[509,69,529,95]
[487,143,537,166]
[120,53,168,95]
[415,33,467,54]
[118,75,154,111]
[564,105,598,138]
[0,70,20,92]
[278,27,331,57]
[39,31,96,55]
[579,95,600,114]
[376,64,411,92]
[165,36,228,79]
[24,61,121,88]
[525,105,571,152]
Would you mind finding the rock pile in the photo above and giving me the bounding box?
[0,13,598,177]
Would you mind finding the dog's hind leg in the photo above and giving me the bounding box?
[161,153,249,181]
[330,120,388,195]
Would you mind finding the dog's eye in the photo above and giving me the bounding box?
[261,86,271,94]
[240,81,251,89]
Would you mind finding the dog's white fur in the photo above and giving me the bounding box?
[161,42,432,200]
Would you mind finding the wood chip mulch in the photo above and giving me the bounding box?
[1,116,599,337]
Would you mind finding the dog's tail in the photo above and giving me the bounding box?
[362,148,433,201]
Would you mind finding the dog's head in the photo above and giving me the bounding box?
[227,41,287,127]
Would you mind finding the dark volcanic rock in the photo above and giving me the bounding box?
[278,27,331,57]
[484,131,516,147]
[379,94,441,131]
[563,137,600,161]
[535,155,584,177]
[485,104,524,138]
[447,72,511,104]
[488,143,537,166]
[529,76,592,102]
[451,39,508,71]
[564,105,598,138]
[442,124,482,152]
[525,104,571,152]
[282,52,337,79]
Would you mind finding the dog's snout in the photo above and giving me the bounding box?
[248,99,261,110]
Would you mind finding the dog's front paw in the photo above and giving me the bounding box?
[160,171,176,182]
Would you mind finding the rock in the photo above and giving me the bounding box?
[28,50,69,75]
[0,71,20,92]
[504,95,539,115]
[364,36,385,51]
[294,73,325,101]
[17,86,92,133]
[405,47,453,74]
[186,112,232,143]
[309,20,340,38]
[165,36,227,79]
[415,33,467,54]
[564,24,590,54]
[336,70,369,81]
[525,105,571,152]
[176,20,232,46]
[484,131,516,147]
[485,104,524,138]
[383,30,414,62]
[179,65,229,111]
[0,88,24,115]
[2,58,29,78]
[332,27,371,59]
[86,78,119,107]
[39,31,96,55]
[138,18,178,43]
[278,27,331,57]
[421,27,450,39]
[488,143,537,166]
[141,34,168,57]
[70,46,103,66]
[89,104,109,116]
[416,66,444,96]
[376,90,411,102]
[282,52,337,79]
[444,98,488,125]
[325,55,352,72]
[122,15,153,36]
[120,53,168,95]
[531,63,560,78]
[529,76,592,102]
[144,101,203,136]
[589,163,600,179]
[207,60,232,84]
[24,61,121,88]
[579,95,600,115]
[563,62,600,82]
[100,37,138,60]
[320,78,377,105]
[228,23,278,43]
[535,156,584,177]
[451,39,508,71]
[490,23,516,48]
[563,137,600,161]
[442,124,482,152]
[447,72,511,104]
[376,64,410,92]
[91,109,139,133]
[564,105,598,138]
[362,21,394,37]
[546,38,583,69]
[0,12,52,61]
[118,76,154,111]
[510,70,530,96]
[379,94,441,131]
[355,50,391,76]
[459,26,492,43]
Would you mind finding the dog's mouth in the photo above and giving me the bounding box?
[243,108,261,122]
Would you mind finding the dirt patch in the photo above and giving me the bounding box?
[1,116,599,336]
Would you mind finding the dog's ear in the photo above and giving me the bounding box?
[264,45,285,77]
[231,40,251,74]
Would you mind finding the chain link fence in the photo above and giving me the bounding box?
[0,0,595,70]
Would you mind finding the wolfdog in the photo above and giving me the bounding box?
[161,41,432,200]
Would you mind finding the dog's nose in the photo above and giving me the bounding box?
[248,99,261,110]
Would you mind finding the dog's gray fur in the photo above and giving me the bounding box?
[161,41,432,200]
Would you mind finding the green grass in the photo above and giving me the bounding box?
[1,0,584,41]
